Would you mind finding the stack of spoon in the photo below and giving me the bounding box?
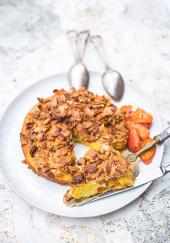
[67,30,125,101]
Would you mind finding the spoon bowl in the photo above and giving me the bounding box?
[102,69,124,100]
[130,162,140,177]
[67,30,90,89]
[68,62,89,89]
[90,35,125,101]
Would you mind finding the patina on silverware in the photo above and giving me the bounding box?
[90,35,124,101]
[67,30,89,89]
[127,126,170,163]
[127,126,170,177]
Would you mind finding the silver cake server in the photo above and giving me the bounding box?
[76,164,170,206]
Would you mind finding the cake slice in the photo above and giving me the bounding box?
[64,144,135,206]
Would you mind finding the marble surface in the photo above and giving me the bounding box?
[0,0,170,242]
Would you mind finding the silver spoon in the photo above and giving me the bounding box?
[90,35,125,101]
[67,30,89,89]
[127,126,170,177]
[121,149,140,177]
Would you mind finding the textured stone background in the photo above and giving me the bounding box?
[0,0,170,242]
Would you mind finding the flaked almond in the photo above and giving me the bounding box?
[103,106,114,116]
[84,108,94,117]
[72,174,84,184]
[82,121,93,129]
[62,130,70,137]
[30,146,37,157]
[37,133,46,142]
[42,118,51,125]
[86,164,98,173]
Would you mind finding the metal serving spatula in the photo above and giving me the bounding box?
[76,164,170,206]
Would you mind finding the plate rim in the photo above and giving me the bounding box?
[0,72,164,217]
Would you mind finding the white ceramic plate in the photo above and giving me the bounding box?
[0,72,164,217]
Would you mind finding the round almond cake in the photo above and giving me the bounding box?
[20,87,132,192]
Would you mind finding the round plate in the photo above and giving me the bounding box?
[0,72,163,217]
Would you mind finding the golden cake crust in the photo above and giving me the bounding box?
[20,87,129,185]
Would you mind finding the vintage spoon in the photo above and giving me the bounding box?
[127,126,170,163]
[67,30,89,89]
[90,35,125,101]
[127,126,170,176]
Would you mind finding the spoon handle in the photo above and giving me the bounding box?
[127,126,170,163]
[78,30,89,62]
[154,126,170,144]
[90,35,111,70]
[67,30,79,62]
[135,139,158,157]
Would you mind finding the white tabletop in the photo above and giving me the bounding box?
[0,0,170,242]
